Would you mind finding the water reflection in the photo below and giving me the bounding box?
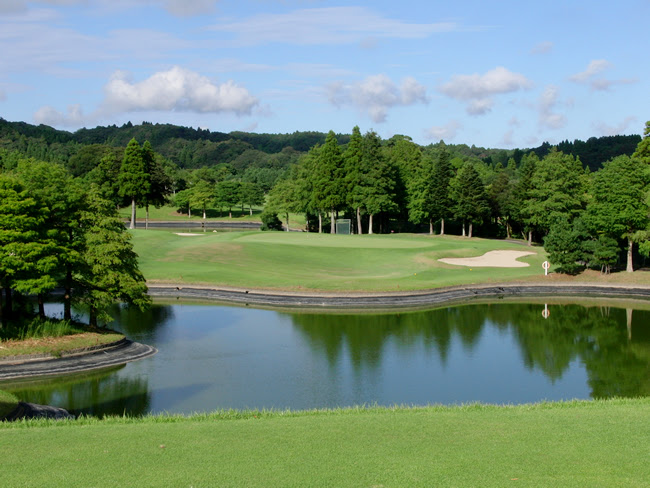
[1,366,151,417]
[3,300,650,416]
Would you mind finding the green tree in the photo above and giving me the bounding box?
[239,182,264,216]
[343,126,365,234]
[142,141,171,229]
[0,176,53,322]
[522,149,587,243]
[75,188,150,327]
[215,180,242,218]
[450,163,489,237]
[429,148,454,235]
[585,155,650,272]
[543,216,588,274]
[119,138,150,229]
[360,130,397,234]
[312,131,345,233]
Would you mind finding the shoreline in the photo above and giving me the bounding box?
[147,282,650,309]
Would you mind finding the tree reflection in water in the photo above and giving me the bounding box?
[0,366,151,417]
[288,303,650,399]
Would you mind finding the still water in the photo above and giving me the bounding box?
[3,300,649,417]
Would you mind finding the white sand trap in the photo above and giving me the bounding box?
[439,250,536,268]
[175,232,205,236]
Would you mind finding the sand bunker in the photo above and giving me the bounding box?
[439,250,536,268]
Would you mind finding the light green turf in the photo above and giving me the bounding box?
[132,229,550,291]
[0,390,19,419]
[1,399,649,487]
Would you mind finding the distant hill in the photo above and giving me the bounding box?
[0,118,641,175]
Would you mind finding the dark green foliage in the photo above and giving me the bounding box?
[451,163,490,237]
[583,235,620,274]
[260,211,283,231]
[543,217,589,274]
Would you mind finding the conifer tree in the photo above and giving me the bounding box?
[119,138,150,229]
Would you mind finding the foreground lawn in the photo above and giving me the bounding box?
[1,399,649,487]
[133,230,552,291]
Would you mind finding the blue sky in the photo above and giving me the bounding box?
[1,0,647,148]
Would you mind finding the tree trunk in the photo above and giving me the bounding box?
[429,219,433,235]
[331,209,336,234]
[145,204,149,230]
[627,238,634,272]
[357,207,362,235]
[285,212,290,232]
[440,218,445,236]
[462,222,466,237]
[203,205,206,220]
[318,213,322,233]
[38,294,45,320]
[527,230,532,246]
[369,214,374,235]
[468,222,473,238]
[130,198,136,229]
[89,306,97,328]
[64,268,72,321]
[506,222,512,239]
[229,210,232,219]
[249,206,253,216]
[188,205,191,219]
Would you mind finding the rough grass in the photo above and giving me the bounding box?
[118,203,264,221]
[0,332,124,358]
[0,389,19,419]
[1,398,649,487]
[133,230,557,291]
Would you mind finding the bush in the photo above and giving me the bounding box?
[260,211,283,231]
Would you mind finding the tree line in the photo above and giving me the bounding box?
[266,123,650,273]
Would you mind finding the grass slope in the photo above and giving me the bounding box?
[1,399,649,487]
[133,230,550,291]
[0,390,19,419]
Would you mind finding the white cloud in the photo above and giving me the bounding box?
[0,88,6,101]
[0,1,219,16]
[438,67,532,116]
[569,59,637,91]
[592,116,637,136]
[102,66,258,115]
[34,103,86,126]
[466,98,494,115]
[424,120,461,141]
[501,129,514,146]
[0,0,83,14]
[538,85,566,130]
[326,74,428,123]
[211,7,460,46]
[531,41,553,55]
[569,59,612,83]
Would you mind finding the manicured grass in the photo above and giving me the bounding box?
[0,390,19,419]
[132,230,551,291]
[1,399,649,487]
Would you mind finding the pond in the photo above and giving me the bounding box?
[2,299,650,417]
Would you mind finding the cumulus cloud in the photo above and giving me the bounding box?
[327,74,428,123]
[438,67,532,116]
[102,66,258,115]
[1,1,219,16]
[0,0,83,14]
[592,116,637,136]
[34,103,86,126]
[569,59,636,91]
[538,85,567,130]
[424,120,461,141]
[211,7,460,46]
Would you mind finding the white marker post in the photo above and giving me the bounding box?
[542,304,550,319]
[542,260,550,276]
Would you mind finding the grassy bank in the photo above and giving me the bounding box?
[0,390,19,418]
[1,398,649,487]
[118,203,264,222]
[133,230,554,291]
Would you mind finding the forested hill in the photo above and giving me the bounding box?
[0,117,640,174]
